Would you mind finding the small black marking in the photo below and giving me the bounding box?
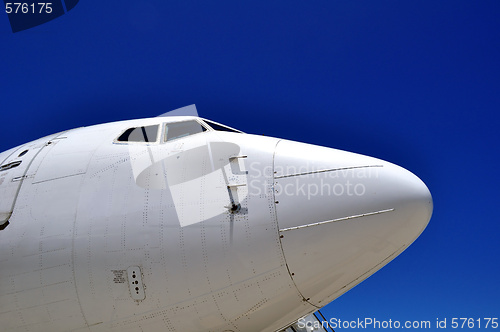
[18,150,29,157]
[0,161,22,172]
[111,270,126,283]
[0,221,10,231]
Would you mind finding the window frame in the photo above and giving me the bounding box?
[114,124,161,145]
[113,118,242,146]
[163,119,210,143]
[201,119,243,133]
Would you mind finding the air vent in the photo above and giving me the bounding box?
[18,150,29,157]
[0,161,22,172]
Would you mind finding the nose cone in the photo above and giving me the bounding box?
[274,140,432,306]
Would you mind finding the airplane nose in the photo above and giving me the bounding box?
[273,140,432,307]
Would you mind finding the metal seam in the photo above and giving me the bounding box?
[274,164,383,179]
[279,208,395,232]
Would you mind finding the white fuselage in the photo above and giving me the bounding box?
[0,116,432,332]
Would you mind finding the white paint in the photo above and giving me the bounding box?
[0,114,432,332]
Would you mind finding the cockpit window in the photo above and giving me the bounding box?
[203,120,241,133]
[165,120,207,142]
[117,125,159,143]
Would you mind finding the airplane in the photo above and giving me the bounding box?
[0,106,433,331]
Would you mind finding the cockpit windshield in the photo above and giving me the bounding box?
[202,120,242,133]
[165,120,207,142]
[116,118,242,145]
[116,125,159,143]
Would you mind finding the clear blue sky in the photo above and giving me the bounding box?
[1,1,499,330]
